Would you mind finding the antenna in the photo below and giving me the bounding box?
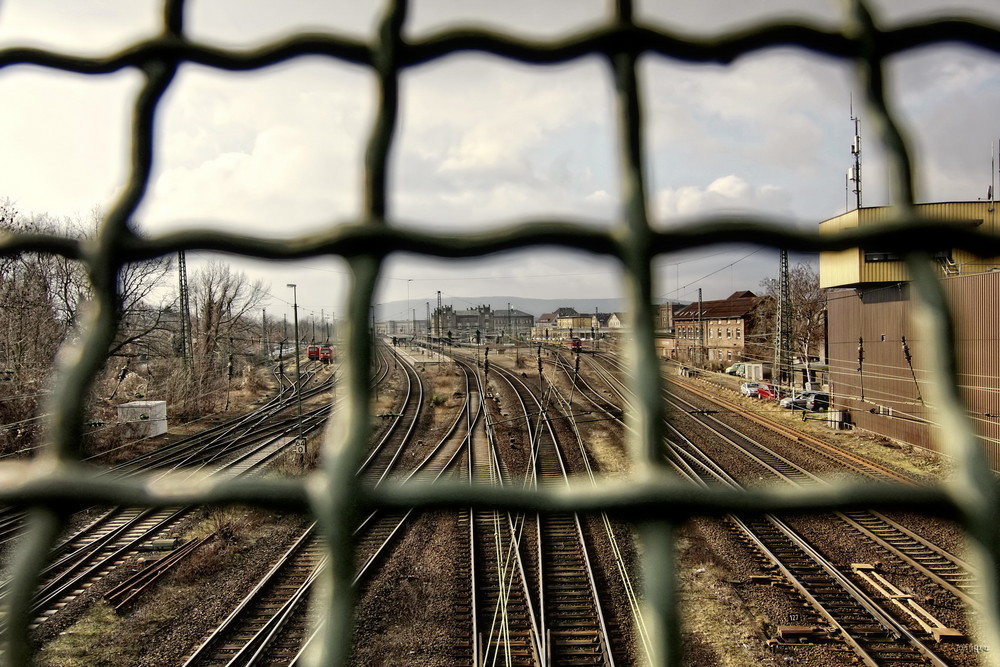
[848,98,862,210]
[991,140,997,212]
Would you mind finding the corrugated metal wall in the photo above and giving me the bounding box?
[820,202,1000,288]
[828,272,1000,468]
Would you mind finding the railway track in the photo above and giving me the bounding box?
[675,436,955,665]
[186,347,485,665]
[0,357,352,645]
[488,362,618,665]
[661,377,981,612]
[22,340,976,665]
[581,353,974,662]
[181,525,325,667]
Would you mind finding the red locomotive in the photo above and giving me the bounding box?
[306,345,320,361]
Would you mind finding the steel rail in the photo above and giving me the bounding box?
[587,352,970,662]
[202,353,482,665]
[668,435,947,665]
[663,379,982,613]
[545,375,652,664]
[492,362,616,665]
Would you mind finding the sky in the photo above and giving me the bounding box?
[2,0,1000,324]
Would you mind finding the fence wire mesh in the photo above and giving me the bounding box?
[2,1,1000,665]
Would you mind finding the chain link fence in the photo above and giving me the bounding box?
[2,1,1000,665]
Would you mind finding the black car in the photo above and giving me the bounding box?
[806,392,829,411]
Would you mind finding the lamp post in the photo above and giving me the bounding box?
[287,284,304,453]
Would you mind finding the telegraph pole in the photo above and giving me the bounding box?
[287,284,304,454]
[262,308,268,358]
[697,289,704,367]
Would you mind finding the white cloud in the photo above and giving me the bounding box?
[3,0,1000,309]
[653,174,792,223]
[135,63,372,234]
[0,68,138,218]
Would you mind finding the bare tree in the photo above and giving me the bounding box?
[191,260,269,369]
[108,256,176,358]
[0,205,77,453]
[1,203,183,450]
[759,261,827,365]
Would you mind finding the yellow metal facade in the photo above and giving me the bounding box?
[819,202,1000,288]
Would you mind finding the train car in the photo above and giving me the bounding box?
[319,346,333,363]
[568,337,583,352]
[306,344,320,361]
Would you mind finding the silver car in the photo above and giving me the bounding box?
[780,391,815,410]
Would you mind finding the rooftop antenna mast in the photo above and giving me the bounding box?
[848,98,862,210]
[989,140,996,212]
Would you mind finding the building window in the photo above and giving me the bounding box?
[864,250,902,262]
[736,328,742,338]
[726,328,732,338]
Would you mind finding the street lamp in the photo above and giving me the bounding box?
[287,284,304,453]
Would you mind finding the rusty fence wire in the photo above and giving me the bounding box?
[2,1,1000,665]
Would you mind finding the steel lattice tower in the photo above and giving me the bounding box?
[774,249,792,387]
[177,250,194,367]
[436,290,442,339]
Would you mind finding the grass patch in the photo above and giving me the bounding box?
[39,507,294,666]
[40,602,137,666]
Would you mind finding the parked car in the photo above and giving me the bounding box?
[780,391,816,410]
[756,383,783,399]
[806,392,830,411]
[725,363,746,376]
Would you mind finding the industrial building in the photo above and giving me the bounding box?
[819,202,1000,467]
[432,304,533,342]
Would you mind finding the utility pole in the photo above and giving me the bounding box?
[774,249,792,389]
[697,288,704,367]
[262,308,267,359]
[287,284,304,454]
[594,306,599,352]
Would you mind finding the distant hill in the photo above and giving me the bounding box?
[374,296,686,320]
